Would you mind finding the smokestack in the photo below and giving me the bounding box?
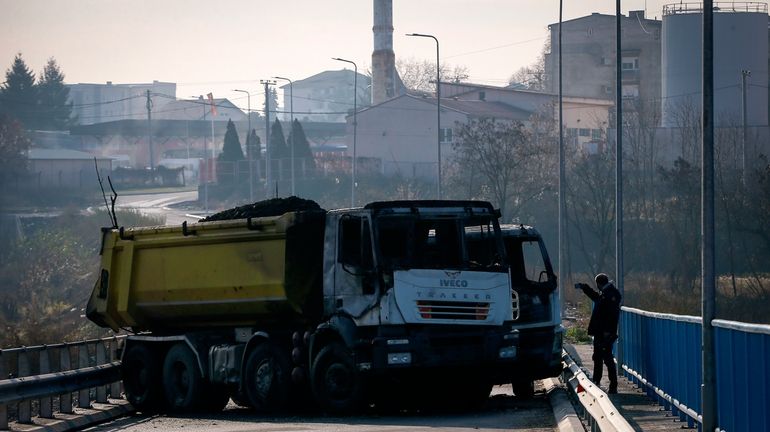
[372,0,396,105]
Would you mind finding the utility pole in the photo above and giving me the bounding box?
[332,58,358,207]
[615,0,624,300]
[233,89,253,202]
[261,80,276,197]
[146,90,154,170]
[741,69,751,181]
[702,1,718,431]
[557,0,566,310]
[199,95,209,213]
[274,77,295,196]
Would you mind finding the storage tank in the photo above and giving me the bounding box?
[661,2,768,127]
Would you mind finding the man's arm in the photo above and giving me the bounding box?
[579,283,600,301]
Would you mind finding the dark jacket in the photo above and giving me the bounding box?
[582,282,621,337]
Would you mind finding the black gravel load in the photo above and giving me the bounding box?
[202,196,324,222]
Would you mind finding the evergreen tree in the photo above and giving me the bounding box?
[288,119,316,171]
[263,87,279,116]
[37,58,74,130]
[0,114,31,194]
[268,118,288,160]
[246,128,261,160]
[219,119,245,161]
[0,54,37,128]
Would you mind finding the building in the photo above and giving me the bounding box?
[153,98,247,122]
[27,148,112,189]
[544,11,662,114]
[67,81,177,126]
[280,70,371,123]
[349,84,612,179]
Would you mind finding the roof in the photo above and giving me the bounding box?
[439,99,533,121]
[355,93,534,121]
[28,148,112,161]
[548,11,661,28]
[153,98,245,121]
[285,69,371,89]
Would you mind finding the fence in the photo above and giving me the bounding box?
[618,306,770,432]
[0,336,125,430]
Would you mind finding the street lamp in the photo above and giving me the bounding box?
[332,57,358,208]
[273,76,295,196]
[233,89,253,202]
[192,95,209,213]
[406,32,441,199]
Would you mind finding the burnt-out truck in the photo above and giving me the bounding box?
[87,200,527,414]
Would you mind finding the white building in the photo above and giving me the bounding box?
[68,81,176,125]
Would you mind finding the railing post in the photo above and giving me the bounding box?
[109,337,121,398]
[39,347,53,418]
[0,350,7,430]
[59,346,73,414]
[96,342,108,403]
[78,344,90,408]
[17,349,31,424]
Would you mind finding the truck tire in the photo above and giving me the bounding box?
[310,342,363,415]
[122,344,164,412]
[162,343,204,411]
[512,379,535,399]
[243,344,290,412]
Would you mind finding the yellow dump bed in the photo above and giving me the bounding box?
[86,211,325,332]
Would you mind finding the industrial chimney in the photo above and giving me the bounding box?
[371,0,396,105]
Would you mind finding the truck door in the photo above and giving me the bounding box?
[334,215,379,321]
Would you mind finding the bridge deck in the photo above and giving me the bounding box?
[570,344,694,432]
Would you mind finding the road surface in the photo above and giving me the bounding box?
[85,385,557,432]
[114,190,200,226]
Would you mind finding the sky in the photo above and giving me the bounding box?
[1,0,762,111]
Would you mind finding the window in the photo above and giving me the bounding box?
[338,216,373,270]
[440,128,453,143]
[621,56,639,70]
[622,84,639,99]
[567,128,578,137]
[579,128,591,137]
[591,129,602,140]
[478,91,486,101]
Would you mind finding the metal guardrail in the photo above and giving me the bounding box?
[663,2,768,15]
[618,307,770,432]
[561,349,633,432]
[0,336,125,430]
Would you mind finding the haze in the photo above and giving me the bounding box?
[0,0,688,107]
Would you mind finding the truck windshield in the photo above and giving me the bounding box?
[375,214,503,271]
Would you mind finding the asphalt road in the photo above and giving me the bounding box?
[115,190,200,226]
[85,384,557,432]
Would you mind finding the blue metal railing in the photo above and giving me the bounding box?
[618,306,770,432]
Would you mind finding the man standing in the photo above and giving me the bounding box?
[577,273,621,394]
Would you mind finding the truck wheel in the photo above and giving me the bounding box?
[122,344,164,412]
[162,343,204,411]
[244,344,290,412]
[512,379,535,399]
[310,342,363,415]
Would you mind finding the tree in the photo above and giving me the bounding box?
[451,118,544,220]
[264,87,279,117]
[219,119,244,161]
[508,38,549,91]
[396,58,470,93]
[0,114,31,200]
[37,58,74,130]
[268,118,288,160]
[287,119,315,172]
[246,128,261,160]
[0,53,38,128]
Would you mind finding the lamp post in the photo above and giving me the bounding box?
[332,57,358,208]
[406,32,441,199]
[273,76,295,196]
[193,95,209,212]
[233,89,253,202]
[260,79,277,197]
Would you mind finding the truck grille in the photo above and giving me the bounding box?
[416,300,490,320]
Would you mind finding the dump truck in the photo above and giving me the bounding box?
[87,200,529,414]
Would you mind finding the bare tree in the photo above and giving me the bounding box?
[450,118,549,221]
[396,57,470,93]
